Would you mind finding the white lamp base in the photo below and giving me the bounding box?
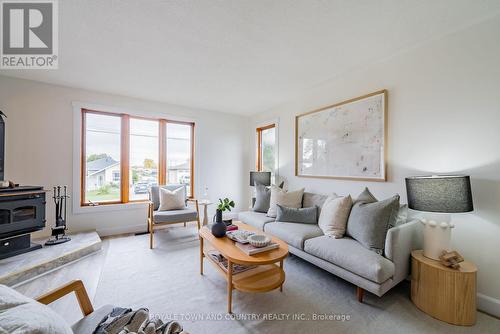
[421,219,455,260]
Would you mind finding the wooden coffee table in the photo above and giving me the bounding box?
[199,221,288,313]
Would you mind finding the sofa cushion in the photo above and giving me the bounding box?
[238,211,275,230]
[276,204,317,224]
[153,208,197,224]
[304,236,395,283]
[264,222,323,250]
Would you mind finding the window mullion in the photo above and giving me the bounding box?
[121,114,130,203]
[159,119,167,185]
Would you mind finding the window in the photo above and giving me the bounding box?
[81,109,194,206]
[129,118,159,201]
[83,113,121,203]
[166,123,193,197]
[256,124,276,173]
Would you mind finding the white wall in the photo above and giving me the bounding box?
[251,16,500,314]
[0,76,250,236]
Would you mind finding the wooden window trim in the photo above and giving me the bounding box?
[256,124,275,171]
[80,109,195,206]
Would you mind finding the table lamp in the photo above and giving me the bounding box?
[405,175,473,260]
[249,171,271,187]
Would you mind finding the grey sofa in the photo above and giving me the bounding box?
[238,192,422,301]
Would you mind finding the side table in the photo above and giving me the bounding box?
[198,200,213,226]
[411,250,477,326]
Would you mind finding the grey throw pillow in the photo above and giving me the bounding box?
[346,188,400,254]
[252,181,285,213]
[276,204,317,224]
[253,183,271,213]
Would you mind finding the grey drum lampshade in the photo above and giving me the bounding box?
[250,171,271,186]
[405,175,473,213]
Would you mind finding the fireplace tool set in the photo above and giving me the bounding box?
[45,186,71,245]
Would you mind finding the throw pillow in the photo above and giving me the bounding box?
[158,186,185,211]
[275,204,317,224]
[267,186,305,218]
[252,181,285,213]
[318,194,353,238]
[253,183,271,213]
[0,285,73,334]
[346,188,400,254]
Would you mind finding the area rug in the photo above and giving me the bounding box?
[93,226,499,334]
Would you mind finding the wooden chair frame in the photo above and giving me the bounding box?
[36,280,94,316]
[148,198,200,249]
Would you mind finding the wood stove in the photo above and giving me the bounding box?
[0,111,46,259]
[0,187,46,259]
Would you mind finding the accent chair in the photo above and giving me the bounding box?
[148,184,200,249]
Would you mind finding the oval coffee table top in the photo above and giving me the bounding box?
[199,221,288,265]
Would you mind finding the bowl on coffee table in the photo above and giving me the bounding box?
[247,234,271,248]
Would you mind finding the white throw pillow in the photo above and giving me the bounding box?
[0,285,73,334]
[318,194,353,238]
[158,186,185,211]
[267,186,305,218]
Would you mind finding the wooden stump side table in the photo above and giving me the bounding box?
[411,250,477,326]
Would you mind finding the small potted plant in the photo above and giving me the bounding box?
[212,198,235,238]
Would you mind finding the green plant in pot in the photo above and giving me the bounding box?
[212,198,235,238]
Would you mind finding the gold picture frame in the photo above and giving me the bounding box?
[295,90,388,182]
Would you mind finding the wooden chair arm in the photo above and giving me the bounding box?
[36,280,94,316]
[186,198,200,215]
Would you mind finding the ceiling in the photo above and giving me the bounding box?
[2,0,500,115]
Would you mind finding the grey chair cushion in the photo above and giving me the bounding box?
[238,211,275,230]
[276,204,317,224]
[302,192,329,217]
[264,222,323,250]
[153,208,197,224]
[346,188,400,254]
[72,305,115,334]
[304,236,395,283]
[150,184,186,211]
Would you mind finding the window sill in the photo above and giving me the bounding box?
[73,201,148,215]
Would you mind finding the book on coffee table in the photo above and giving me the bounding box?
[207,250,256,274]
[235,242,279,255]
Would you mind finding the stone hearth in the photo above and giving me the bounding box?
[0,231,102,286]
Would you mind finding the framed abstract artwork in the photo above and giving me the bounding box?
[295,90,387,181]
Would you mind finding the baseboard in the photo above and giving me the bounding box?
[478,293,500,318]
[97,224,146,237]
